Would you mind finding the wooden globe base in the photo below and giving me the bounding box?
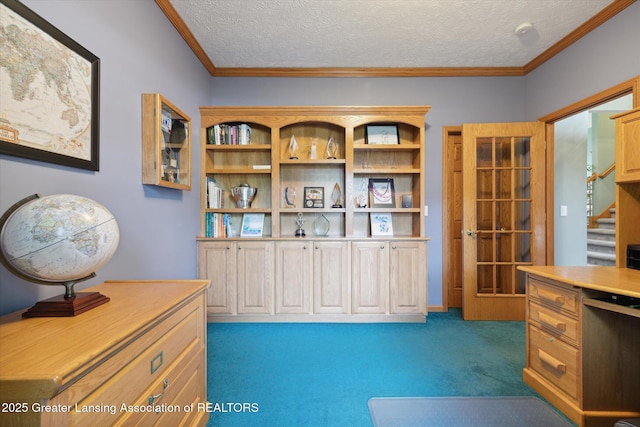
[22,292,110,318]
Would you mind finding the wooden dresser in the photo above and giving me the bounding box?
[520,266,640,427]
[0,280,210,427]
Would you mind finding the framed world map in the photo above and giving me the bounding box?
[0,0,100,171]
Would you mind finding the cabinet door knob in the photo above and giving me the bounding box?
[380,245,385,250]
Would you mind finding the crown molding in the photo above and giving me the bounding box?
[157,0,636,78]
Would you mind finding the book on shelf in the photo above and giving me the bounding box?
[370,212,393,236]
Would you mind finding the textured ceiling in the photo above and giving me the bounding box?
[167,0,615,70]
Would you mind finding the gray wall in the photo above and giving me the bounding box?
[0,0,212,314]
[1,1,638,314]
[208,76,525,308]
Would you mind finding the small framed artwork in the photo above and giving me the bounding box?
[240,213,265,237]
[304,187,324,208]
[370,213,394,236]
[401,194,413,208]
[368,178,395,208]
[365,125,399,145]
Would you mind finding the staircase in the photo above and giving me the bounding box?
[587,208,616,266]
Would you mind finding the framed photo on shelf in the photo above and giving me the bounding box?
[370,213,394,236]
[240,213,265,237]
[368,178,395,208]
[365,125,399,145]
[304,186,324,208]
[401,194,413,208]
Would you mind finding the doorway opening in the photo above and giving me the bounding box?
[553,94,632,266]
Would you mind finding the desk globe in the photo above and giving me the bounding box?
[0,194,119,317]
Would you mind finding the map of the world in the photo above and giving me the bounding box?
[0,3,93,160]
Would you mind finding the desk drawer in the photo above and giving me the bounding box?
[528,301,579,345]
[529,324,579,401]
[528,277,579,316]
[68,299,203,426]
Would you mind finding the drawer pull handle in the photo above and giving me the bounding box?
[537,288,566,305]
[538,349,566,373]
[149,379,169,405]
[538,312,566,331]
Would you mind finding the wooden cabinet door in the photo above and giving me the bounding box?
[313,241,349,314]
[198,241,236,314]
[275,241,312,314]
[237,241,274,314]
[351,241,388,314]
[390,241,427,314]
[614,108,640,183]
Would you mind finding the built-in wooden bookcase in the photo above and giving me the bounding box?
[141,93,192,190]
[197,106,431,322]
[198,106,429,240]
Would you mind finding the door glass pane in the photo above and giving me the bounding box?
[477,265,494,294]
[476,201,493,230]
[477,170,493,199]
[477,138,493,167]
[497,233,512,262]
[514,137,530,167]
[514,201,531,230]
[496,169,512,199]
[496,265,514,294]
[496,201,511,231]
[478,234,494,262]
[514,169,530,198]
[515,232,531,262]
[515,270,527,294]
[495,137,512,167]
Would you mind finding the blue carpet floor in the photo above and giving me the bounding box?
[206,309,540,427]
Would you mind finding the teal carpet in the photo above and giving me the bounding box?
[206,309,539,427]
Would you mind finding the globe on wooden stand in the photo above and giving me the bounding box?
[0,194,120,317]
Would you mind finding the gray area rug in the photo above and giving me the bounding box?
[368,396,573,427]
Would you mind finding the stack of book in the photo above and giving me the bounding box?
[205,212,232,238]
[206,123,251,145]
[206,177,223,208]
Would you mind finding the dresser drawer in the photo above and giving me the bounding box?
[67,298,203,426]
[529,324,579,401]
[528,277,579,316]
[116,344,205,426]
[528,301,579,345]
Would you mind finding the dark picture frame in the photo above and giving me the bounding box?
[368,178,396,208]
[365,125,399,145]
[0,0,100,171]
[304,186,324,208]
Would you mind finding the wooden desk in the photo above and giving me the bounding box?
[0,280,210,426]
[519,266,640,427]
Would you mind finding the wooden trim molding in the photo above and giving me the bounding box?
[154,0,216,75]
[523,0,636,74]
[538,76,640,123]
[156,0,634,78]
[211,67,525,78]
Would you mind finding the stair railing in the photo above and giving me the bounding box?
[587,162,616,228]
